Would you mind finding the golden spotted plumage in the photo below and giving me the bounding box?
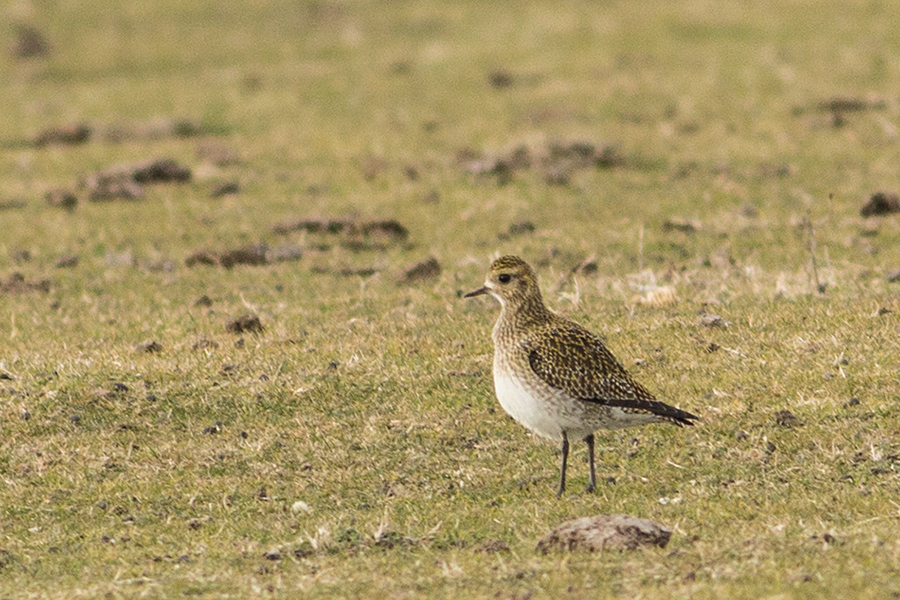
[465,255,699,497]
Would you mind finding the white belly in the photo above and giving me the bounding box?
[493,369,567,440]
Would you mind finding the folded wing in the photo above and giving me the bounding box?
[526,322,699,426]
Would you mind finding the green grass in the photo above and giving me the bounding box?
[2,0,900,597]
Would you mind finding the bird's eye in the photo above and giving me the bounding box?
[498,273,511,284]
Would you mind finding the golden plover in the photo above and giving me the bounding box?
[465,255,699,497]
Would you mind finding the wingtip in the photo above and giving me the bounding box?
[673,410,701,427]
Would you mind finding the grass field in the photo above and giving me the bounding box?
[2,1,900,598]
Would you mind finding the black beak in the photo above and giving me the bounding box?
[463,286,488,298]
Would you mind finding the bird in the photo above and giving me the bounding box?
[464,255,699,498]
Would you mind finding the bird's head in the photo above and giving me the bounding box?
[464,255,541,309]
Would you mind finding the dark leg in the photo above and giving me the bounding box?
[557,431,569,499]
[585,434,596,493]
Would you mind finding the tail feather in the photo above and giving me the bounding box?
[601,398,699,427]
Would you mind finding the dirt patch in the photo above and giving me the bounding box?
[860,191,900,217]
[311,265,380,278]
[814,95,885,114]
[196,139,242,166]
[463,140,623,186]
[29,118,206,148]
[794,95,887,129]
[210,181,240,198]
[135,341,163,354]
[774,410,801,428]
[401,257,441,283]
[83,158,191,201]
[1,273,50,294]
[55,255,79,269]
[33,124,91,148]
[13,25,50,58]
[497,220,537,240]
[100,118,203,144]
[663,217,701,233]
[194,295,213,307]
[357,155,389,180]
[185,244,303,268]
[45,189,78,211]
[217,245,268,269]
[488,69,514,89]
[273,217,408,251]
[0,199,26,211]
[192,337,219,351]
[474,539,511,554]
[132,159,191,184]
[226,314,264,334]
[536,515,672,554]
[273,217,408,239]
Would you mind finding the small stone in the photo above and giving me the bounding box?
[263,550,282,561]
[698,314,729,328]
[536,515,671,554]
[844,397,861,408]
[70,414,81,424]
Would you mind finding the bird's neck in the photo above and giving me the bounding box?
[493,294,551,343]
